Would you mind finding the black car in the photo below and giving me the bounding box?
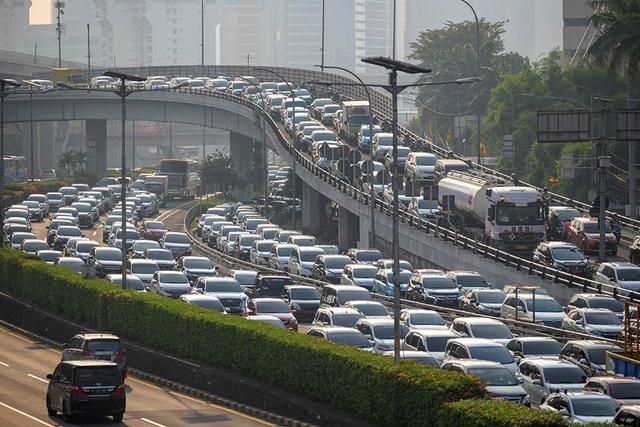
[312,254,352,284]
[53,226,84,251]
[282,285,320,322]
[46,360,126,423]
[248,273,293,298]
[532,241,592,278]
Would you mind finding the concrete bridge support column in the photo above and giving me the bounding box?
[38,122,55,171]
[230,132,254,201]
[359,215,370,248]
[85,120,107,178]
[302,181,324,235]
[338,206,359,251]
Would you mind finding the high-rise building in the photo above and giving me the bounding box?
[1,0,32,52]
[562,0,593,65]
[219,0,275,66]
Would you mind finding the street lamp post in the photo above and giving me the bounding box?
[22,80,46,181]
[0,79,22,244]
[459,0,482,165]
[314,64,377,248]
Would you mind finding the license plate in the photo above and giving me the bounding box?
[516,245,527,250]
[95,355,111,361]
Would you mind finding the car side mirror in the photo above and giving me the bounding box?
[579,358,588,365]
[62,343,69,349]
[531,378,542,386]
[46,373,53,380]
[557,409,570,417]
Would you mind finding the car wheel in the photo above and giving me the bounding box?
[112,413,124,423]
[46,395,56,416]
[62,401,73,423]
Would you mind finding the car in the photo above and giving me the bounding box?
[62,237,88,257]
[319,284,372,307]
[249,239,275,266]
[70,202,94,228]
[175,256,216,284]
[384,146,411,171]
[518,358,588,406]
[441,359,527,403]
[248,273,293,299]
[105,274,147,292]
[46,360,125,422]
[129,239,161,259]
[539,391,618,424]
[46,192,65,211]
[102,216,123,243]
[406,197,440,220]
[532,241,592,278]
[179,294,226,313]
[125,259,158,284]
[160,232,191,258]
[450,317,514,345]
[281,285,320,322]
[70,240,100,262]
[268,243,296,271]
[547,206,583,239]
[21,238,49,255]
[53,226,84,251]
[405,152,437,182]
[343,300,391,319]
[37,249,63,264]
[559,340,623,377]
[346,248,384,265]
[320,104,341,125]
[340,264,379,291]
[584,376,640,407]
[355,318,409,353]
[459,289,506,316]
[56,256,86,273]
[244,298,298,330]
[375,258,414,272]
[501,293,567,328]
[149,271,191,299]
[274,229,300,244]
[193,276,248,313]
[446,271,490,291]
[357,124,382,152]
[288,246,323,277]
[567,217,618,255]
[567,293,624,320]
[4,224,32,245]
[27,193,49,215]
[312,307,365,328]
[228,269,258,291]
[61,333,127,376]
[10,231,36,250]
[310,98,333,118]
[372,268,412,296]
[402,329,460,362]
[88,247,123,277]
[594,262,640,292]
[110,227,141,251]
[58,186,79,205]
[614,405,640,425]
[232,233,262,260]
[143,248,176,270]
[406,270,461,307]
[398,308,448,330]
[21,200,45,221]
[444,338,518,372]
[505,337,562,362]
[312,254,353,283]
[562,308,623,339]
[287,234,317,247]
[371,133,394,162]
[306,326,374,351]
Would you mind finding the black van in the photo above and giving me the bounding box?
[250,273,293,298]
[320,285,372,307]
[46,360,126,423]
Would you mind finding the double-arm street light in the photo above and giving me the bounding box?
[0,79,22,243]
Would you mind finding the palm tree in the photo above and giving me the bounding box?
[57,150,76,177]
[71,151,88,172]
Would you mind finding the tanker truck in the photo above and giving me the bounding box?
[438,171,545,255]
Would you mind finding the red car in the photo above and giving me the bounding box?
[548,206,581,238]
[244,298,298,331]
[566,217,618,255]
[584,376,640,407]
[138,221,167,241]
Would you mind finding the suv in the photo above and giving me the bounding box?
[501,294,566,328]
[406,270,461,307]
[567,293,624,320]
[288,246,323,277]
[446,271,490,291]
[531,241,592,278]
[312,307,365,328]
[539,391,618,423]
[312,254,352,283]
[193,276,248,313]
[405,152,436,182]
[281,285,320,322]
[248,273,293,298]
[459,289,506,316]
[319,284,372,307]
[567,217,617,255]
[562,308,622,339]
[559,340,623,377]
[594,262,640,292]
[61,333,126,376]
[518,359,587,407]
[46,360,125,422]
[443,338,518,373]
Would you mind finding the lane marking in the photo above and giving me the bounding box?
[27,374,49,384]
[140,417,166,427]
[0,361,8,367]
[0,401,55,427]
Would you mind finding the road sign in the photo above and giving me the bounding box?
[617,110,640,141]
[537,111,591,143]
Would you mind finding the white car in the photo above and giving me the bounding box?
[405,152,437,182]
[594,262,640,292]
[562,308,622,339]
[539,391,617,424]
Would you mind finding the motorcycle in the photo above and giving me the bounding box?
[545,223,565,241]
[610,222,621,244]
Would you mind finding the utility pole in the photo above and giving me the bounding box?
[596,98,611,263]
[246,54,250,67]
[201,0,205,73]
[87,24,91,81]
[320,0,325,70]
[132,120,136,170]
[55,1,64,67]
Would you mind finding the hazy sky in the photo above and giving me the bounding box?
[29,0,50,25]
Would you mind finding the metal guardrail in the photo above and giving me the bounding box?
[182,198,621,345]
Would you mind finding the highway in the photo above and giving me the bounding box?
[0,326,271,427]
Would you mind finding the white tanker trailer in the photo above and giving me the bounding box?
[438,172,545,255]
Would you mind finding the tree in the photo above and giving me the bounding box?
[57,149,86,177]
[197,151,238,194]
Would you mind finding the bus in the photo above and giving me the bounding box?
[158,159,200,200]
[4,156,28,183]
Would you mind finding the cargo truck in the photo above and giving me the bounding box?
[438,172,545,255]
[339,101,370,143]
[144,175,169,207]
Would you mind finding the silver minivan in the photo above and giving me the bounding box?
[288,246,323,277]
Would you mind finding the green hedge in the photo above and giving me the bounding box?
[0,249,564,426]
[4,179,71,206]
[438,399,563,427]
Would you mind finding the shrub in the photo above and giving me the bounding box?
[4,179,71,206]
[438,399,564,427]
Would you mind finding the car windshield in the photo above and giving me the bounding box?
[299,250,322,262]
[86,339,121,352]
[352,267,377,278]
[145,222,166,230]
[337,290,372,304]
[496,204,544,226]
[589,298,623,312]
[522,340,561,356]
[205,280,241,293]
[72,204,91,213]
[354,304,388,317]
[47,193,63,200]
[256,242,273,251]
[468,346,514,364]
[147,250,173,261]
[116,230,140,240]
[556,209,580,221]
[457,275,489,288]
[386,271,412,283]
[39,251,60,261]
[290,288,319,300]
[159,273,188,284]
[476,291,507,304]
[468,367,518,386]
[59,227,82,237]
[74,367,121,387]
[551,247,585,261]
[256,300,289,313]
[617,268,640,281]
[415,156,437,166]
[422,276,457,289]
[76,242,98,252]
[25,242,48,251]
[355,251,382,262]
[96,249,121,261]
[609,382,640,399]
[525,298,563,312]
[328,332,369,347]
[544,366,586,384]
[571,397,618,417]
[184,258,212,269]
[332,313,364,327]
[124,277,145,290]
[471,324,513,339]
[324,105,340,114]
[131,263,158,274]
[165,233,190,244]
[134,241,159,252]
[276,247,293,257]
[588,348,621,365]
[585,311,621,325]
[584,222,612,233]
[232,272,256,285]
[324,257,351,269]
[240,236,261,246]
[190,299,225,311]
[373,324,409,340]
[410,312,446,326]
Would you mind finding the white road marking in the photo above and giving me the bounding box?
[0,401,55,426]
[27,374,49,384]
[0,361,8,367]
[140,417,167,427]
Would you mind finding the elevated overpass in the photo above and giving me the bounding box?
[0,49,86,80]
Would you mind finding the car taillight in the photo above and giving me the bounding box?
[111,384,125,397]
[115,349,126,356]
[70,386,88,397]
[81,350,95,356]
